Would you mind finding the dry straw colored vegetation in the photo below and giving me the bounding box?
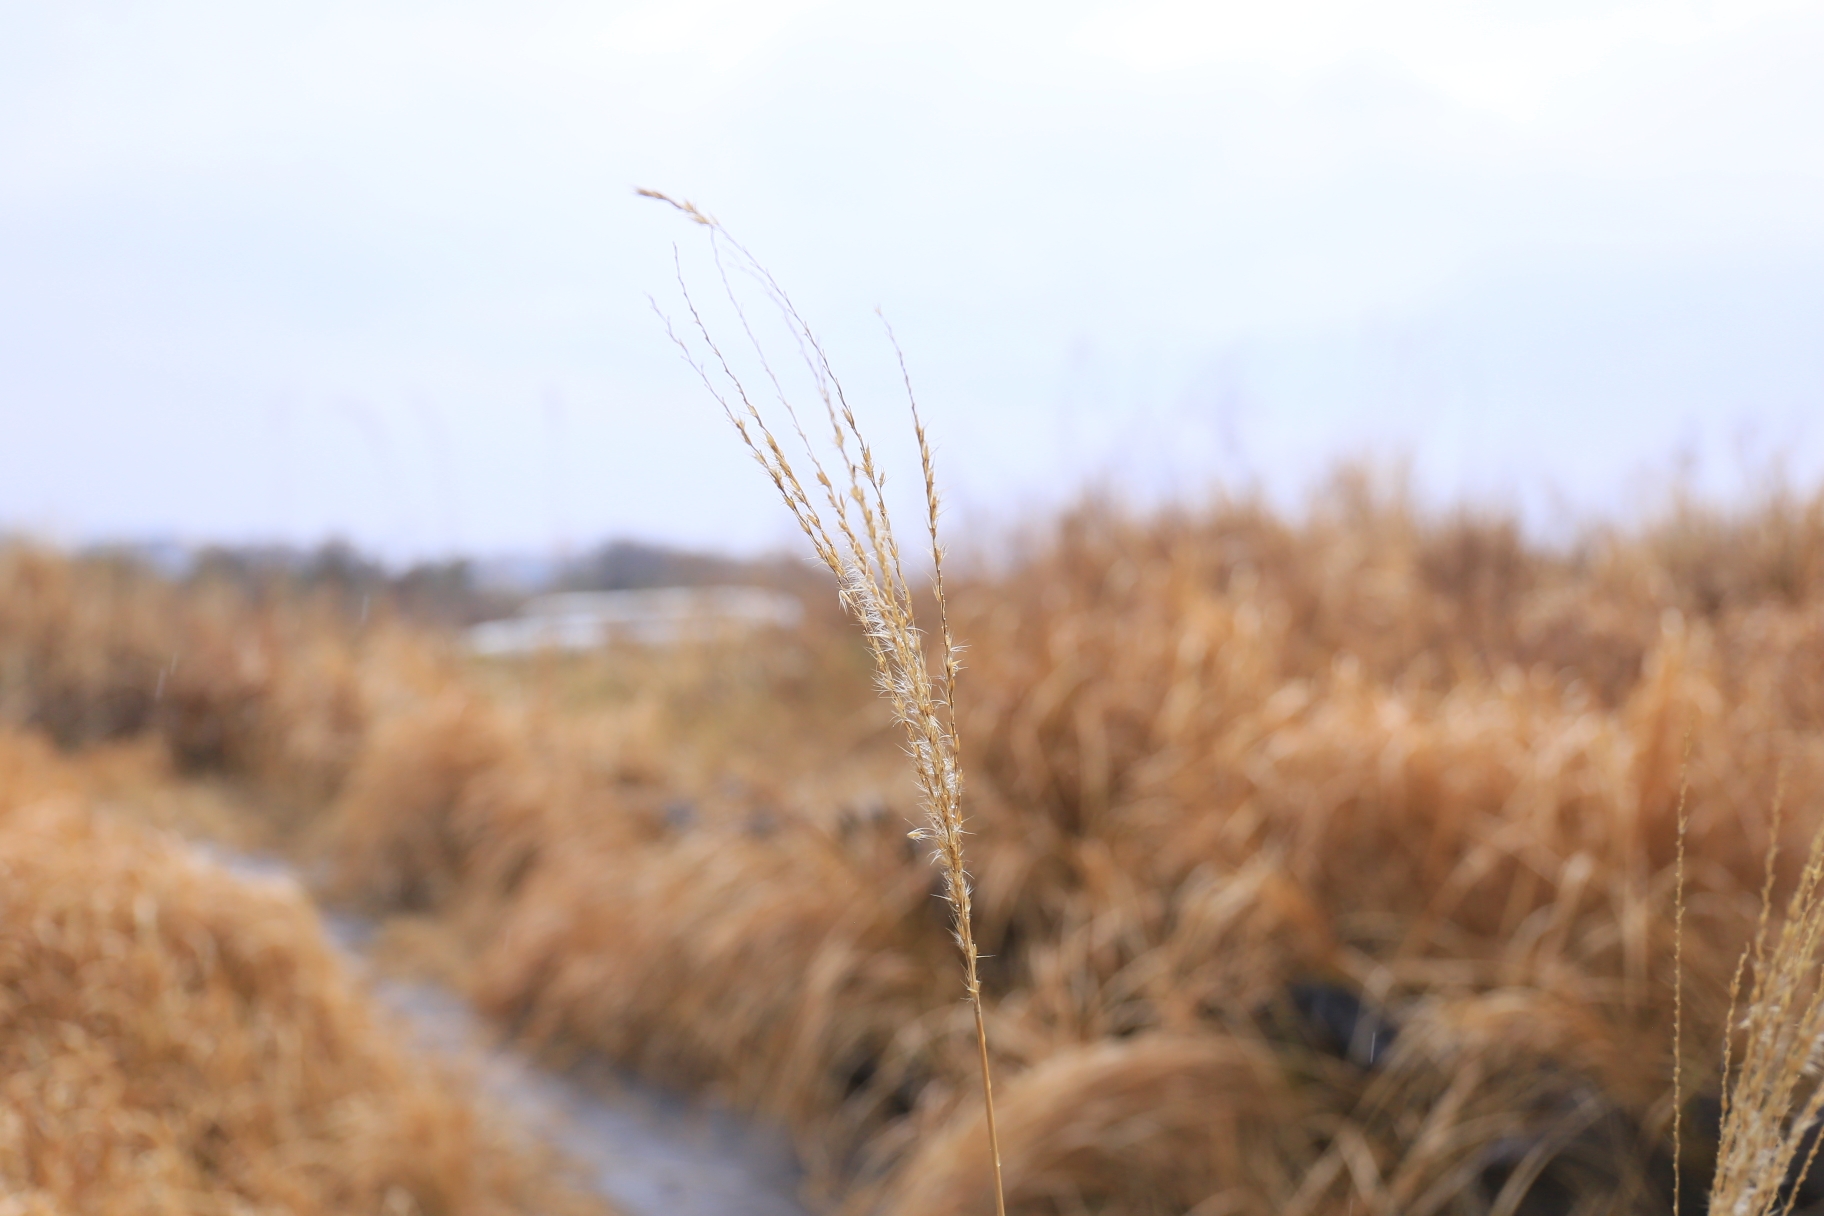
[7,472,1824,1214]
[1708,795,1824,1216]
[0,727,605,1216]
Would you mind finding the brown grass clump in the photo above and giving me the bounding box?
[0,729,606,1216]
[875,1033,1308,1216]
[0,541,369,811]
[477,819,935,1121]
[323,690,553,911]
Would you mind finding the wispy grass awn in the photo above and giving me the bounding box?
[643,188,1008,1216]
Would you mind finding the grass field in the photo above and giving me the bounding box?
[2,473,1824,1214]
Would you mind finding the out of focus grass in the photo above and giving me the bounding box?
[4,473,1824,1214]
[0,729,606,1216]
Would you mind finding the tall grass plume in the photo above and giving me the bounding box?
[644,188,1007,1215]
[1710,788,1824,1216]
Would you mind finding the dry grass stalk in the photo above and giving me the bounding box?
[644,188,1007,1215]
[1657,746,1699,1216]
[1710,789,1824,1216]
[1674,773,1689,1216]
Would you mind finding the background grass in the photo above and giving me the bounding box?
[2,471,1823,1213]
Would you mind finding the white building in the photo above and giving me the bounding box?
[467,586,805,655]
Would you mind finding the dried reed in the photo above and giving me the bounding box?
[644,189,1007,1216]
[1709,791,1824,1216]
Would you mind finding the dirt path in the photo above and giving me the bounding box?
[206,847,814,1216]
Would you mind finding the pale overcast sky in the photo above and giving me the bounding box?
[3,1,1822,559]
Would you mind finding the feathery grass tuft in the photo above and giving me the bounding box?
[1710,785,1824,1216]
[643,189,1007,1216]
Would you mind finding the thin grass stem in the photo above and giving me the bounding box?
[645,188,1007,1216]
